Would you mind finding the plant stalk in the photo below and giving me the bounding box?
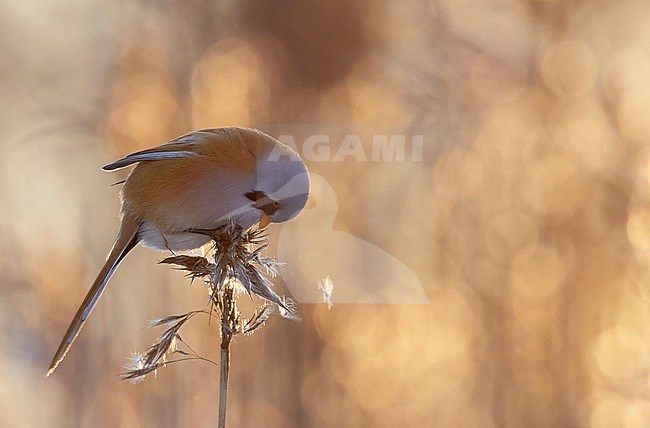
[218,280,235,428]
[218,339,230,428]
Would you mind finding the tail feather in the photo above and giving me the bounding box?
[47,215,140,376]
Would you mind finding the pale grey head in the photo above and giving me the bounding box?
[247,134,310,224]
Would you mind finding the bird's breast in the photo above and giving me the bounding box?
[121,156,262,249]
[138,221,212,251]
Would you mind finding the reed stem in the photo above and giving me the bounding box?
[218,280,235,428]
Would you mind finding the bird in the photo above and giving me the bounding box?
[47,127,310,375]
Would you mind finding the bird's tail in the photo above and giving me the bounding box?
[47,214,140,376]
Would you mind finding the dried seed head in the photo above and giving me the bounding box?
[124,221,300,382]
[318,276,335,310]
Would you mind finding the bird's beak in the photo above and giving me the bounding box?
[305,194,315,209]
[259,212,271,228]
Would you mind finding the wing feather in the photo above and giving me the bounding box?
[101,128,256,171]
[102,140,201,171]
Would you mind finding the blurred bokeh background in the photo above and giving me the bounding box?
[1,0,650,426]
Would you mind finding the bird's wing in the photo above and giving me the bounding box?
[102,143,200,171]
[101,130,222,171]
[47,214,140,376]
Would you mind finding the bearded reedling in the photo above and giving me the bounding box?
[48,127,310,375]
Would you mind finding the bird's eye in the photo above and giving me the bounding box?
[273,201,280,208]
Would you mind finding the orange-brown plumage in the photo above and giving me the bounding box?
[48,127,310,375]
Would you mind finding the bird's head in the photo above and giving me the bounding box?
[246,135,310,227]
